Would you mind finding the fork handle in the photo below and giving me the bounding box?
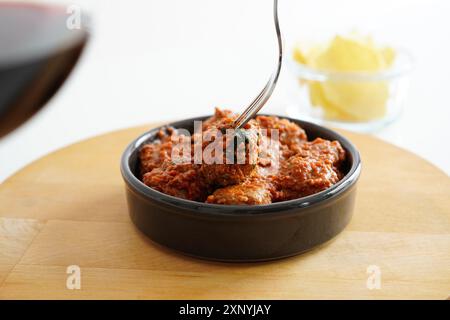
[233,0,283,129]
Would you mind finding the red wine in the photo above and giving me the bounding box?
[0,2,89,138]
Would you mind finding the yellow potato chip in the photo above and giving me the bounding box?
[309,81,357,121]
[293,46,307,65]
[320,81,389,121]
[313,35,386,71]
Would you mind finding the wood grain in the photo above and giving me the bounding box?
[0,218,43,265]
[0,124,449,299]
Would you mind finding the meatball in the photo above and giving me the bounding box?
[142,162,207,201]
[273,138,346,200]
[200,163,257,187]
[139,127,176,175]
[199,118,261,187]
[257,134,282,177]
[140,143,169,175]
[274,155,339,201]
[256,115,307,148]
[292,138,346,168]
[206,178,272,205]
[201,107,236,130]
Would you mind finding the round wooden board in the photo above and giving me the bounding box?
[0,124,449,300]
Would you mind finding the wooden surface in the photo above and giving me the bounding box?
[0,124,449,300]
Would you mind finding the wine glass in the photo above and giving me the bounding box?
[0,1,90,138]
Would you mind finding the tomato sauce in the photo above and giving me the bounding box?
[139,108,346,205]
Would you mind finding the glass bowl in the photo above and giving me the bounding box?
[286,48,414,132]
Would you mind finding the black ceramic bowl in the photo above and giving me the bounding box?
[121,115,361,262]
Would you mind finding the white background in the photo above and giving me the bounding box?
[1,0,449,182]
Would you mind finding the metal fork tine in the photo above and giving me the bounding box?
[234,80,271,127]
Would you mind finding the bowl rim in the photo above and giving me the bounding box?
[120,115,362,217]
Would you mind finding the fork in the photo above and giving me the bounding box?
[233,0,283,130]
